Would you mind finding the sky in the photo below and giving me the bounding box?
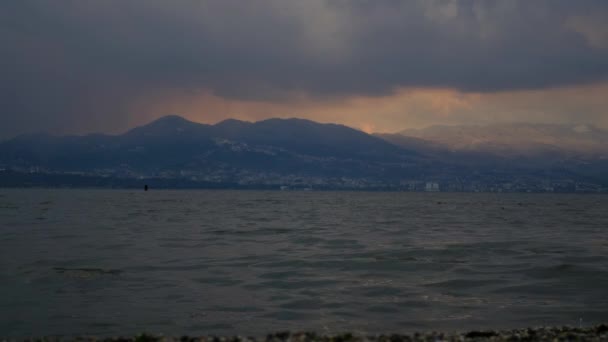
[1,0,608,138]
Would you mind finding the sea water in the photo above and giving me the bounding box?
[1,189,607,336]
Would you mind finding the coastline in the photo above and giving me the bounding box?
[6,325,608,342]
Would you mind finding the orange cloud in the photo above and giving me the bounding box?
[127,82,608,133]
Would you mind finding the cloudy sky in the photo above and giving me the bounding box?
[1,0,608,138]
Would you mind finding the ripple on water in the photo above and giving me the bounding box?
[52,267,123,279]
[211,305,265,313]
[323,238,365,249]
[259,271,312,280]
[356,286,407,298]
[192,277,243,286]
[365,305,402,313]
[2,190,608,336]
[246,278,343,291]
[423,278,504,289]
[279,298,329,311]
[261,310,312,321]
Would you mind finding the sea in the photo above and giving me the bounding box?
[1,189,607,337]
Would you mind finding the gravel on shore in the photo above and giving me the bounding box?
[5,324,608,342]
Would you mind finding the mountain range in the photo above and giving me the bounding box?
[394,123,608,157]
[1,116,607,191]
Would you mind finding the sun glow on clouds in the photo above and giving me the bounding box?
[128,82,608,133]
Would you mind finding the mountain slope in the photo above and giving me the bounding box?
[378,122,608,187]
[2,117,607,189]
[0,115,421,179]
[214,118,411,160]
[399,123,608,157]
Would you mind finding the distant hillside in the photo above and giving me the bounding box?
[0,115,426,181]
[374,122,608,188]
[127,115,411,160]
[1,116,607,190]
[398,123,608,157]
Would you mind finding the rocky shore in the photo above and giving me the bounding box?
[6,325,608,342]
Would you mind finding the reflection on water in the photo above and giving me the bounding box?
[1,189,607,336]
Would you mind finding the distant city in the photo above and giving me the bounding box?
[1,167,606,193]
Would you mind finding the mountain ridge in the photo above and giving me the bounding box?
[1,116,607,190]
[0,115,423,180]
[396,122,608,156]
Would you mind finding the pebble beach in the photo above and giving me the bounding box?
[6,325,608,342]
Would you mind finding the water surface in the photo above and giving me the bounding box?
[1,190,607,336]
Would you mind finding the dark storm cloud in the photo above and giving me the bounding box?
[1,0,608,137]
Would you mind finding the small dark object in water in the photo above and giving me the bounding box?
[144,184,149,191]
